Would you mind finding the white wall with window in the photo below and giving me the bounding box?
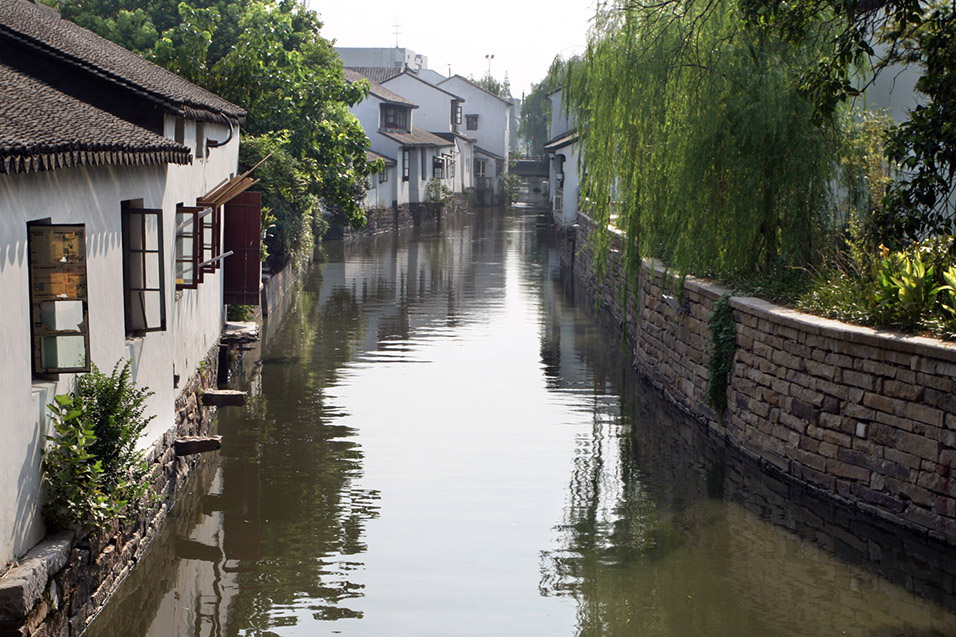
[382,73,465,136]
[0,117,240,566]
[439,76,512,170]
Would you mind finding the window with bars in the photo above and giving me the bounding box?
[433,156,445,180]
[27,223,90,375]
[402,149,410,181]
[466,115,479,130]
[122,203,166,334]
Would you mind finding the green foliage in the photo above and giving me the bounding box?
[425,178,453,206]
[800,239,956,337]
[519,57,573,157]
[42,361,154,531]
[53,0,373,265]
[473,72,503,96]
[227,304,256,321]
[568,0,838,283]
[501,172,521,206]
[740,0,956,251]
[875,242,956,329]
[240,132,321,271]
[707,296,737,413]
[42,394,116,531]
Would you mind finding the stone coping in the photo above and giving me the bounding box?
[0,531,73,622]
[576,213,956,365]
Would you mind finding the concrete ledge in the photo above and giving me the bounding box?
[0,532,72,622]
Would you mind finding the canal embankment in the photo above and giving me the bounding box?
[560,212,956,549]
[0,346,220,637]
[330,193,470,240]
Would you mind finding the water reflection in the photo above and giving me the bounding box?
[537,266,956,635]
[86,209,956,637]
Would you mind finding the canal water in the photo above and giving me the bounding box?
[87,207,956,636]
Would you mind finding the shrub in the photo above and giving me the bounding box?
[42,361,154,531]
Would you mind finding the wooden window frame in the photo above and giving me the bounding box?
[200,205,221,275]
[381,105,408,131]
[466,114,479,131]
[474,158,487,177]
[27,222,91,375]
[433,156,445,180]
[175,204,202,289]
[122,203,167,335]
[379,167,389,184]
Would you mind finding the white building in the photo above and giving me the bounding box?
[545,87,580,226]
[0,0,258,569]
[380,70,475,195]
[344,69,463,208]
[336,47,427,73]
[438,75,512,202]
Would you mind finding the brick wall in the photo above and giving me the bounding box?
[564,213,956,546]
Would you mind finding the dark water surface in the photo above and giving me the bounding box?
[87,208,956,636]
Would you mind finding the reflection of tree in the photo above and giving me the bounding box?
[221,211,508,633]
[220,267,380,632]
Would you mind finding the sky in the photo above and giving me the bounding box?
[306,0,598,98]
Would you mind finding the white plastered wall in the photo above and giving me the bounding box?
[0,116,239,567]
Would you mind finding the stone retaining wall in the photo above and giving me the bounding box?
[563,213,956,546]
[0,347,220,637]
[338,195,470,241]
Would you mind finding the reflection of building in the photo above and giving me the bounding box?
[0,0,260,585]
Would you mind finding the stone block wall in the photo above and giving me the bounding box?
[0,346,220,637]
[564,213,956,546]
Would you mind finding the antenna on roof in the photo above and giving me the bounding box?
[392,22,402,48]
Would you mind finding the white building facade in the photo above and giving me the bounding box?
[0,0,255,569]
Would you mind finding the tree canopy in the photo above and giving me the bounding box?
[741,0,956,249]
[519,57,573,157]
[558,0,955,285]
[49,0,373,270]
[565,0,838,278]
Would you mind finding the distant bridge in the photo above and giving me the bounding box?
[511,159,549,178]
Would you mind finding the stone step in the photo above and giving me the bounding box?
[174,436,223,457]
[200,389,247,407]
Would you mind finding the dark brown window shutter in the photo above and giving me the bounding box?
[223,191,262,305]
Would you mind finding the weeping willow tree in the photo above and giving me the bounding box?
[566,0,844,280]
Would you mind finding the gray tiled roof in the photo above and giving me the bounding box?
[0,62,191,174]
[0,0,245,122]
[366,149,396,165]
[544,130,578,151]
[381,125,454,147]
[474,145,504,161]
[344,69,416,107]
[346,66,403,84]
[440,74,513,105]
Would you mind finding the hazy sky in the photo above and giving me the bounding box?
[307,0,597,98]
